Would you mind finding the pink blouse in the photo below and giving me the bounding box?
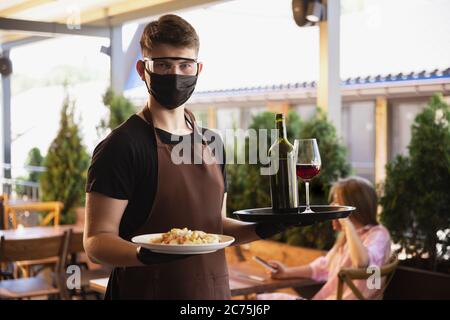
[310,224,391,300]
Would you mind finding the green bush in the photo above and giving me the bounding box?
[380,94,450,271]
[26,147,44,183]
[40,92,90,224]
[97,87,136,134]
[227,109,351,250]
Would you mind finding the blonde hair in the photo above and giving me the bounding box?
[327,176,379,266]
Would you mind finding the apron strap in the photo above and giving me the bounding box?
[184,108,208,145]
[143,105,207,145]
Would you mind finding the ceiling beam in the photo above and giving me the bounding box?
[0,0,54,17]
[0,17,109,38]
[0,0,228,49]
[94,0,229,26]
[0,35,50,50]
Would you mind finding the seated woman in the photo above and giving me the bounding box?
[258,176,392,300]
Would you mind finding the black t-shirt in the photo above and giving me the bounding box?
[86,114,227,239]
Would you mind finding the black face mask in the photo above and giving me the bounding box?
[144,69,198,110]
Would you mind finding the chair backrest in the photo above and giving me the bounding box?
[336,255,399,300]
[0,230,71,271]
[0,194,5,230]
[68,231,84,254]
[3,200,64,229]
[0,229,72,300]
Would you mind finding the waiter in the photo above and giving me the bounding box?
[84,14,286,300]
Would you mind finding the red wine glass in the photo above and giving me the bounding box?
[295,139,321,213]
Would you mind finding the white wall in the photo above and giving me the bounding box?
[390,99,428,160]
[342,101,376,182]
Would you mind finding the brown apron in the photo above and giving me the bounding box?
[106,107,230,300]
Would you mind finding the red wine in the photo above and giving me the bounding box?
[296,164,321,181]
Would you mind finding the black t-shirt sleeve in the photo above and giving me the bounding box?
[86,131,136,200]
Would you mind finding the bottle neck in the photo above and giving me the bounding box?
[276,118,287,139]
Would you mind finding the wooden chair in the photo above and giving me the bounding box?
[0,230,71,299]
[3,196,63,229]
[0,195,14,280]
[1,195,64,277]
[0,194,5,230]
[336,255,399,300]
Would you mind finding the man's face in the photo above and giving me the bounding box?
[136,43,201,82]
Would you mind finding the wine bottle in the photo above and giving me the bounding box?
[268,113,298,213]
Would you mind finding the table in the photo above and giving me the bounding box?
[89,262,321,297]
[90,277,109,294]
[229,262,319,296]
[0,225,83,240]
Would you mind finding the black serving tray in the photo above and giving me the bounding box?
[233,205,355,225]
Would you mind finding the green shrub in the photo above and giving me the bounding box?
[97,87,136,134]
[40,92,90,224]
[380,94,450,270]
[26,147,44,183]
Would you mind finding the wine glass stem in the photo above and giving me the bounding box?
[305,181,310,211]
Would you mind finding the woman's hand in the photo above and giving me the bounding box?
[338,217,351,229]
[267,260,290,280]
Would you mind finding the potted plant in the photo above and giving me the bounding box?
[380,93,450,299]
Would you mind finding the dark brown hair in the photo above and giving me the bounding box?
[328,176,379,226]
[139,14,200,56]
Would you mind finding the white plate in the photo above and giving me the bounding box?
[131,233,235,255]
